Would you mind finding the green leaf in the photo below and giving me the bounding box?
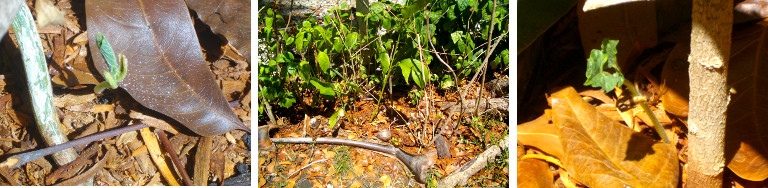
[584,38,623,93]
[298,61,311,81]
[378,52,391,73]
[285,36,294,45]
[398,59,426,88]
[370,2,384,13]
[333,37,344,52]
[278,92,296,108]
[440,74,454,89]
[310,77,336,96]
[96,33,119,76]
[399,59,414,85]
[302,20,311,29]
[346,32,359,48]
[317,50,330,72]
[329,107,345,129]
[457,0,471,11]
[347,82,363,94]
[412,71,424,88]
[403,0,429,18]
[276,52,294,63]
[296,31,306,51]
[382,18,391,30]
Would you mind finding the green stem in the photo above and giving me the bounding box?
[371,73,389,121]
[622,80,670,143]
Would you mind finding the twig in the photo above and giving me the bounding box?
[0,123,148,169]
[287,159,329,178]
[193,136,213,186]
[140,127,180,186]
[257,85,277,124]
[156,129,193,186]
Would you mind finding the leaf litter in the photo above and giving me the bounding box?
[0,0,250,185]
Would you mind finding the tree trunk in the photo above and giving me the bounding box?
[686,0,732,187]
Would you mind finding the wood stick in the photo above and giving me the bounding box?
[193,136,213,186]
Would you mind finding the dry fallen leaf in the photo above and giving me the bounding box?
[517,109,564,159]
[379,174,391,187]
[86,0,248,136]
[350,180,363,188]
[660,41,690,118]
[724,21,768,181]
[517,158,554,188]
[35,0,67,29]
[550,87,678,187]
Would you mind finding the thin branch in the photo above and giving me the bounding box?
[0,123,148,169]
[156,129,193,186]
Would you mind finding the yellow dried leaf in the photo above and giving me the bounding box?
[353,163,366,176]
[92,104,115,114]
[350,180,363,188]
[517,159,554,188]
[323,149,336,159]
[379,174,391,187]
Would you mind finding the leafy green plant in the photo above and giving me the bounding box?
[258,0,510,149]
[409,90,423,105]
[426,168,442,188]
[584,38,670,143]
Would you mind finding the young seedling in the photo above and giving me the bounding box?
[93,33,128,94]
[584,38,670,143]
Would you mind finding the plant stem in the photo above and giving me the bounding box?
[622,80,670,143]
[11,3,80,167]
[10,5,92,185]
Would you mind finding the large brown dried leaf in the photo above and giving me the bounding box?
[185,0,250,61]
[724,21,768,181]
[85,0,248,136]
[517,109,564,159]
[550,87,678,188]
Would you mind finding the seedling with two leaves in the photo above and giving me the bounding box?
[584,38,670,143]
[93,33,127,94]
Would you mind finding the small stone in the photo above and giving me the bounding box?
[377,129,392,142]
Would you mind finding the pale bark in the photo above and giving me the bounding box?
[686,0,732,187]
